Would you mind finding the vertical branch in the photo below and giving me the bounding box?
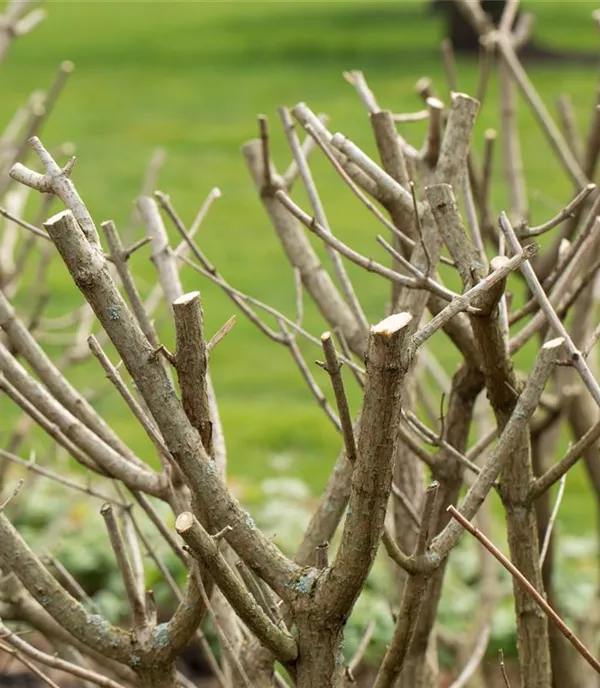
[102,220,159,348]
[369,108,413,307]
[499,55,528,224]
[496,36,588,188]
[173,291,213,455]
[100,503,148,642]
[428,183,553,688]
[556,94,584,164]
[320,312,413,618]
[583,91,600,181]
[137,195,183,310]
[242,137,367,357]
[321,331,357,464]
[278,106,369,333]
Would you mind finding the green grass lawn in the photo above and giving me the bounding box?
[1,1,599,536]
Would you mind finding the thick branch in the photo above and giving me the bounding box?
[41,208,296,598]
[176,511,298,662]
[0,511,132,662]
[429,337,565,562]
[173,291,213,454]
[0,288,142,468]
[0,339,165,496]
[319,312,413,618]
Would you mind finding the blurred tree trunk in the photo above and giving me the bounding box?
[434,0,509,53]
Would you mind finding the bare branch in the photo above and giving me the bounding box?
[344,70,379,114]
[530,418,600,499]
[538,474,567,568]
[281,321,341,431]
[496,35,588,188]
[279,106,369,332]
[500,212,600,407]
[100,503,148,641]
[138,194,183,310]
[0,448,123,506]
[275,189,460,303]
[173,291,213,454]
[448,505,600,676]
[0,338,165,496]
[102,220,159,347]
[0,288,142,468]
[321,331,357,464]
[10,137,99,244]
[320,312,413,618]
[556,94,584,163]
[422,97,444,168]
[429,337,565,562]
[41,208,296,598]
[435,92,480,189]
[88,334,172,466]
[243,138,367,357]
[176,511,298,662]
[0,510,133,662]
[518,184,596,238]
[411,245,538,350]
[292,102,383,200]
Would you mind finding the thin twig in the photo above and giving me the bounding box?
[0,622,128,688]
[530,418,600,499]
[538,473,567,568]
[303,123,425,259]
[345,620,376,682]
[321,332,357,463]
[0,479,23,511]
[100,503,148,641]
[518,184,595,238]
[499,649,512,688]
[281,322,341,432]
[178,252,364,375]
[88,335,172,468]
[278,106,368,332]
[258,114,272,188]
[275,189,460,302]
[0,206,49,241]
[0,641,61,688]
[0,448,123,506]
[448,505,600,676]
[500,212,600,408]
[448,623,492,688]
